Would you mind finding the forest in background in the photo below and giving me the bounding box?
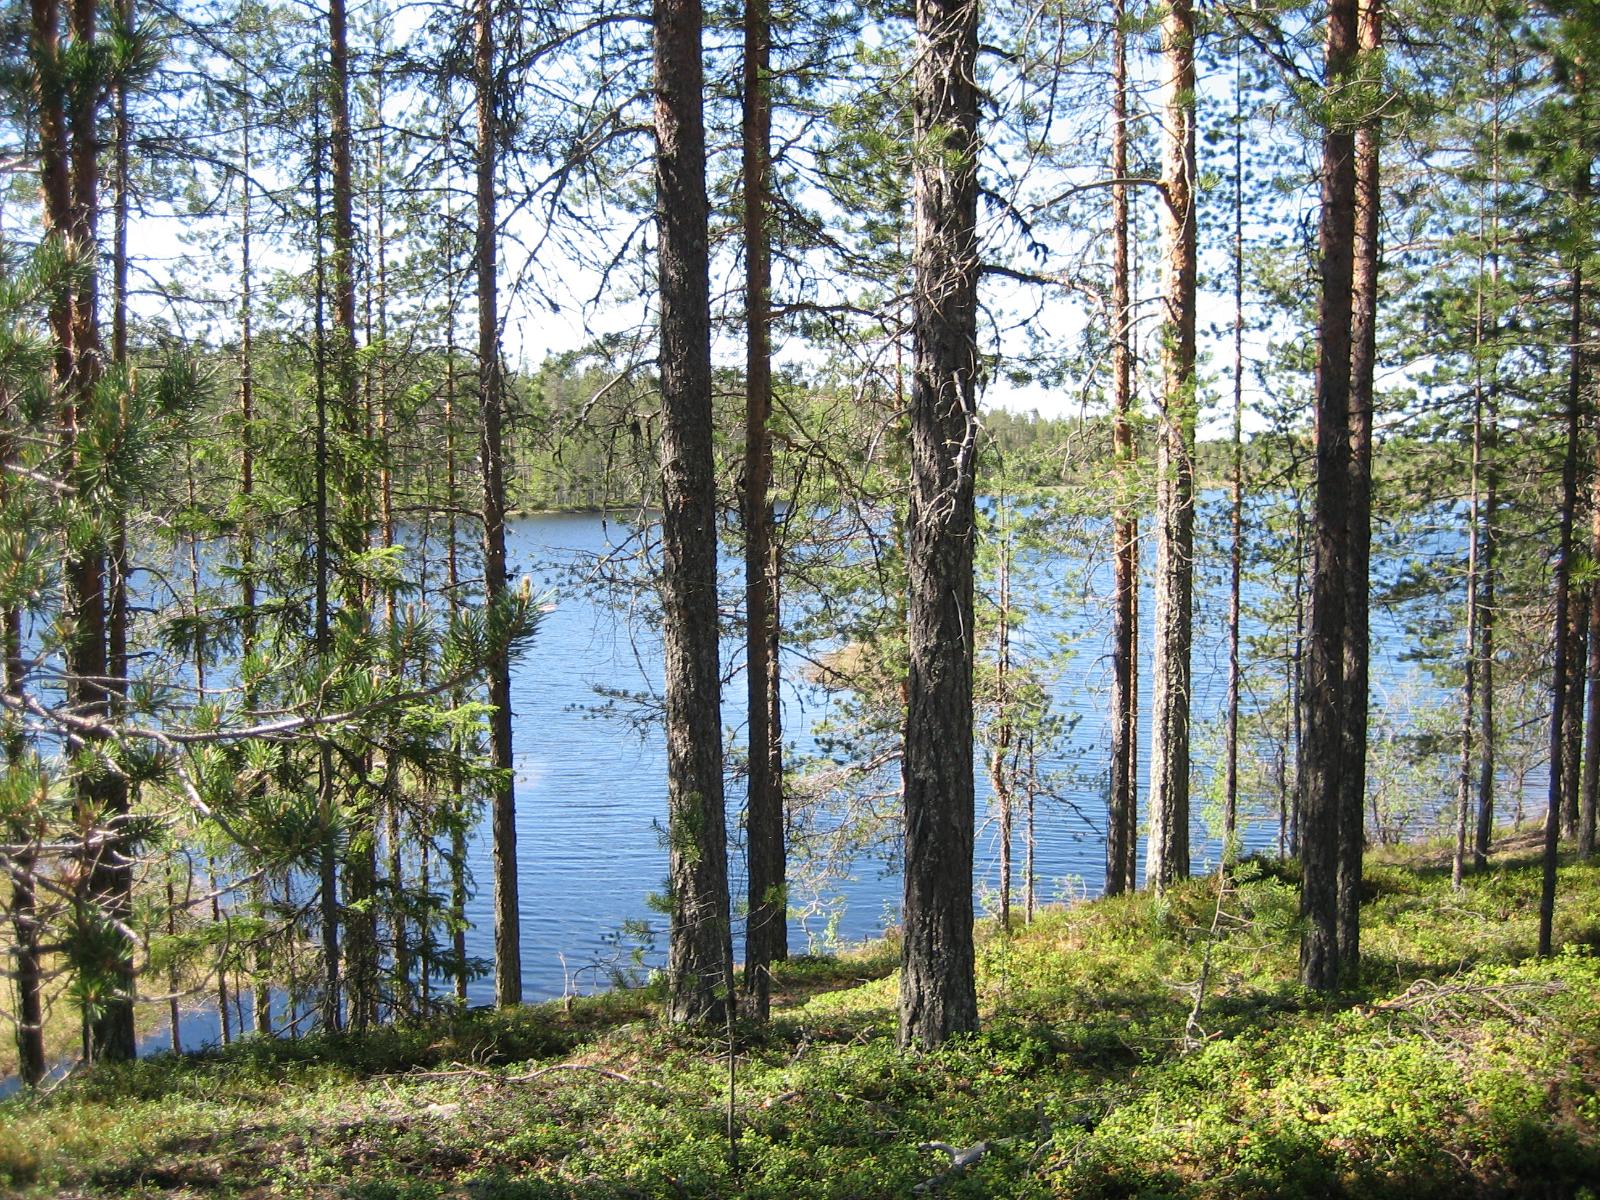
[1,0,1598,1094]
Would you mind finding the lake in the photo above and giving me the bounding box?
[8,494,1519,1076]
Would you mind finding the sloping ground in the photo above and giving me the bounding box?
[2,843,1597,1200]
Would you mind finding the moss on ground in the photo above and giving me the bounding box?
[2,843,1597,1199]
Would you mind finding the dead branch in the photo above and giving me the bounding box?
[914,1140,991,1193]
[406,1062,670,1091]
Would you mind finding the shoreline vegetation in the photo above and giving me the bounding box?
[5,836,1596,1199]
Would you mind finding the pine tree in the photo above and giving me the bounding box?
[655,0,733,1025]
[741,0,786,1021]
[1146,0,1197,893]
[899,0,981,1051]
[1301,0,1360,993]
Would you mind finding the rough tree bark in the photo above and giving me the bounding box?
[1146,0,1197,892]
[1338,0,1380,971]
[655,0,734,1024]
[1105,0,1139,897]
[742,0,786,1019]
[35,0,135,1060]
[327,0,381,1031]
[1300,0,1359,993]
[899,0,981,1051]
[309,93,341,1032]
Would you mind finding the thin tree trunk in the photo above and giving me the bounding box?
[211,862,232,1047]
[655,0,733,1025]
[1025,736,1037,923]
[7,851,43,1086]
[1300,0,1359,993]
[1289,496,1306,858]
[1564,589,1586,839]
[741,0,785,1019]
[311,101,340,1033]
[4,573,43,1084]
[475,0,522,1009]
[1475,71,1504,871]
[1453,374,1482,889]
[1337,0,1380,973]
[237,95,270,1037]
[1146,0,1197,892]
[445,345,469,1005]
[328,0,377,1031]
[1,330,36,1080]
[1224,44,1245,860]
[1540,252,1582,958]
[766,537,784,963]
[107,0,131,898]
[166,873,181,1054]
[1583,389,1600,858]
[1105,0,1138,897]
[990,504,1014,932]
[1476,457,1498,865]
[368,59,408,1021]
[1561,64,1591,858]
[1578,50,1600,862]
[900,0,980,1051]
[1584,518,1600,858]
[10,18,64,1075]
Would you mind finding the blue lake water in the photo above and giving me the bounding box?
[6,494,1526,1080]
[448,499,1466,1004]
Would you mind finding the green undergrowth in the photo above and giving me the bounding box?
[3,844,1598,1199]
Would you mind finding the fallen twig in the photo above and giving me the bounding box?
[914,1140,991,1193]
[406,1062,670,1091]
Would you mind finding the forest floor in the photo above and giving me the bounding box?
[3,838,1599,1199]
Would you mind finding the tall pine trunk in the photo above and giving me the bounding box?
[1338,0,1380,971]
[445,343,469,1003]
[327,0,378,1031]
[655,0,733,1025]
[1584,480,1600,857]
[1224,45,1245,860]
[1146,0,1196,892]
[1300,0,1359,993]
[1540,251,1582,957]
[1453,377,1482,889]
[899,0,980,1051]
[741,0,785,1019]
[1105,0,1139,897]
[37,0,135,1060]
[475,0,522,1009]
[107,0,131,907]
[311,99,341,1032]
[1474,64,1504,871]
